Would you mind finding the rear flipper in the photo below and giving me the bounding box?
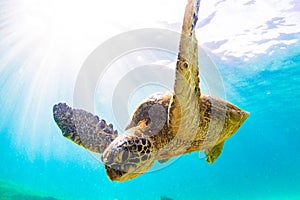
[205,142,224,164]
[53,103,118,153]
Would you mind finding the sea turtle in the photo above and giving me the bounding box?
[53,0,249,182]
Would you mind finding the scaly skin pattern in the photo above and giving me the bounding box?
[102,126,156,181]
[53,103,118,153]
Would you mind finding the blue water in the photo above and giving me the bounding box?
[1,0,300,199]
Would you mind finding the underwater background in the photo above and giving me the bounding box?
[0,0,299,199]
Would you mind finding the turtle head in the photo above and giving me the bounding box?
[101,127,154,181]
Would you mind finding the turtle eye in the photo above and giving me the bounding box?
[121,149,129,162]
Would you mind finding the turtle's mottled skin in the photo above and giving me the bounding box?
[53,0,249,182]
[53,103,118,153]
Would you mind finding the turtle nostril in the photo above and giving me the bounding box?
[102,157,108,163]
[101,152,110,164]
[102,150,117,165]
[102,156,113,165]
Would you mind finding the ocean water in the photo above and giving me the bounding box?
[0,0,300,200]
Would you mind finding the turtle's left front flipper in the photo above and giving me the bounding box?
[53,103,118,153]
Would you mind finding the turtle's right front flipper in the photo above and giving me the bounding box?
[169,0,202,143]
[53,103,118,153]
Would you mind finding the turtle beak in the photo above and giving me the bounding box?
[104,165,124,181]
